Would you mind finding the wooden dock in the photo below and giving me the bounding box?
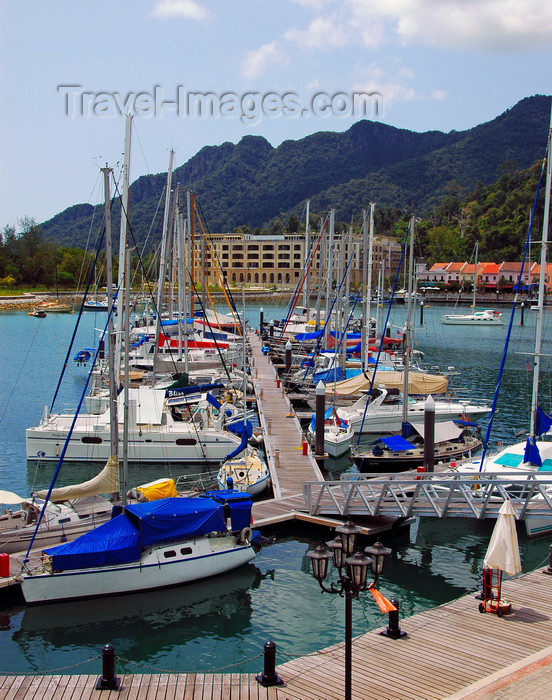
[2,568,552,698]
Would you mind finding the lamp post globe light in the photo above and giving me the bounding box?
[307,520,392,700]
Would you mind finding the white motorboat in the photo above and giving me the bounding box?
[19,492,257,604]
[441,308,503,325]
[308,406,354,458]
[336,387,491,434]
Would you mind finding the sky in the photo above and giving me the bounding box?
[1,0,551,232]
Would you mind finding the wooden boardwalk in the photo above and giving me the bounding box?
[2,568,552,698]
[248,330,324,502]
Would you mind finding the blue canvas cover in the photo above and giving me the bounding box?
[125,497,226,547]
[44,513,141,571]
[313,367,345,384]
[293,331,323,341]
[205,490,253,531]
[380,435,415,451]
[524,437,542,467]
[536,406,552,436]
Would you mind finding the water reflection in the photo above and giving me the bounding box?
[10,563,268,672]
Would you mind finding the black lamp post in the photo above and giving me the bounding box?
[307,521,391,700]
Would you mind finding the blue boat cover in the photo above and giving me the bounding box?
[293,331,323,341]
[164,383,224,399]
[125,497,226,547]
[313,367,345,384]
[225,419,254,459]
[44,497,230,570]
[536,406,552,436]
[380,435,415,451]
[44,513,141,570]
[329,331,361,340]
[524,437,542,467]
[204,490,253,531]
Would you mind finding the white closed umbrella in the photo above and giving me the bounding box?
[484,499,522,576]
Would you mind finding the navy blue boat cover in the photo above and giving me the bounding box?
[43,495,250,571]
[380,435,415,451]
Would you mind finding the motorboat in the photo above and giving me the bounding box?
[441,309,503,325]
[336,387,491,434]
[307,406,354,458]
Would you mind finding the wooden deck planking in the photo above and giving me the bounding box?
[248,331,324,501]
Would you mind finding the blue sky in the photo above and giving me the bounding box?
[1,0,551,231]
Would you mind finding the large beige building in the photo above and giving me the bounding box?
[193,232,403,289]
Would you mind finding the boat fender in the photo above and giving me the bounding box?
[239,526,252,544]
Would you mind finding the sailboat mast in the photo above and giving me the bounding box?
[115,114,132,383]
[530,109,552,437]
[402,215,415,426]
[153,149,175,379]
[303,199,311,309]
[121,247,131,506]
[101,166,119,465]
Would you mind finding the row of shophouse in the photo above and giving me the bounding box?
[418,260,552,294]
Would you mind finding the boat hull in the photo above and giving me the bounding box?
[26,426,240,463]
[21,537,256,604]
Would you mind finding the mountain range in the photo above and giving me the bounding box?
[42,94,551,248]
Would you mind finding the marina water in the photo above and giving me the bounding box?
[1,301,551,676]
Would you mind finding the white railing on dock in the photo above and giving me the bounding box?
[302,472,552,520]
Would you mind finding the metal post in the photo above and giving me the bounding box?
[96,644,120,690]
[424,394,435,472]
[520,301,525,326]
[419,300,424,325]
[259,307,264,334]
[255,641,284,687]
[315,380,325,456]
[380,599,407,639]
[344,584,353,700]
[285,339,292,375]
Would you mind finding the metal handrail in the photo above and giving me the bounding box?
[302,472,552,520]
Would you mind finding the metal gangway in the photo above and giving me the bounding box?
[302,471,552,522]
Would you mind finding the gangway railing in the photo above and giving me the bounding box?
[302,472,552,521]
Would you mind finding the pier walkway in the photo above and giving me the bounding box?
[247,330,328,529]
[2,567,552,698]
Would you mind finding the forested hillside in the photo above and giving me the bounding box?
[39,95,551,249]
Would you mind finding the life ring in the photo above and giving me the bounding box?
[239,526,252,543]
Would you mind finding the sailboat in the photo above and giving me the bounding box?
[453,106,552,536]
[216,291,271,496]
[18,490,258,604]
[441,243,503,325]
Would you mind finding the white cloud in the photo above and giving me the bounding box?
[349,0,552,51]
[151,0,210,21]
[285,13,348,49]
[242,41,288,80]
[283,0,552,53]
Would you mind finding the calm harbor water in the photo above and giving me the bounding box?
[1,301,551,676]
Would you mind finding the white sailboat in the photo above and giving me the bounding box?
[453,107,552,536]
[216,291,271,496]
[19,491,257,604]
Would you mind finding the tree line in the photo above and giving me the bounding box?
[1,158,547,290]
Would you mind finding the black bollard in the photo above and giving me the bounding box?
[285,339,292,376]
[96,644,121,690]
[259,307,264,335]
[520,301,525,326]
[419,300,424,325]
[543,544,552,575]
[255,641,284,687]
[380,599,407,639]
